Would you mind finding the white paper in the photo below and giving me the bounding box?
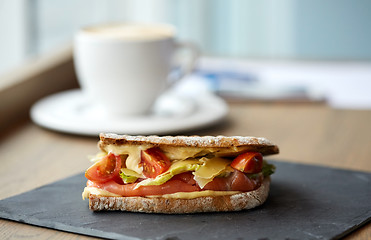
[180,57,371,110]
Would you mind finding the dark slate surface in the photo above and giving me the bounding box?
[0,161,370,240]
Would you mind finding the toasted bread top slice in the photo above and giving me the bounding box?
[99,133,279,156]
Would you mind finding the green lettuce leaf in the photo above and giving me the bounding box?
[262,161,276,177]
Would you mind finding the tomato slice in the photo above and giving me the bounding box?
[228,170,259,191]
[140,147,170,178]
[87,179,200,197]
[203,170,258,192]
[172,172,198,186]
[87,169,260,197]
[85,153,122,183]
[230,152,263,174]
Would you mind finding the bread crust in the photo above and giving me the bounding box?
[88,178,270,214]
[99,133,279,156]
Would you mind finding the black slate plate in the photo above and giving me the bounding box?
[0,161,370,240]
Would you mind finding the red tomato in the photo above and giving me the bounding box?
[230,152,263,174]
[87,179,200,197]
[87,169,260,197]
[203,170,258,192]
[173,172,198,186]
[228,170,258,191]
[85,153,122,183]
[140,147,170,178]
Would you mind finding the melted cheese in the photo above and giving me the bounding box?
[82,187,120,200]
[82,187,240,200]
[149,190,241,199]
[103,145,206,174]
[161,146,204,160]
[101,144,247,176]
[104,144,152,174]
[161,146,251,159]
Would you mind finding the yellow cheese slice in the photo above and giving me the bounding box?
[193,157,231,189]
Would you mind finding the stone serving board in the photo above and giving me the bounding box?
[0,161,370,240]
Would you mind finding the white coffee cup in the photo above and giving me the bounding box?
[73,22,199,116]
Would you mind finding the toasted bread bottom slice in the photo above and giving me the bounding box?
[88,178,270,214]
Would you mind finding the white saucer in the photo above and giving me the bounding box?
[30,89,228,136]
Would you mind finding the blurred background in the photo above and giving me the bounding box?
[2,0,371,73]
[1,0,371,109]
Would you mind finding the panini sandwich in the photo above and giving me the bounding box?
[82,133,278,213]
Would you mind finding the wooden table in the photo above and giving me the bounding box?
[0,102,370,239]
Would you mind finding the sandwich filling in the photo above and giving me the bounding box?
[82,144,275,199]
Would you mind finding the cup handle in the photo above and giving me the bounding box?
[168,41,200,87]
